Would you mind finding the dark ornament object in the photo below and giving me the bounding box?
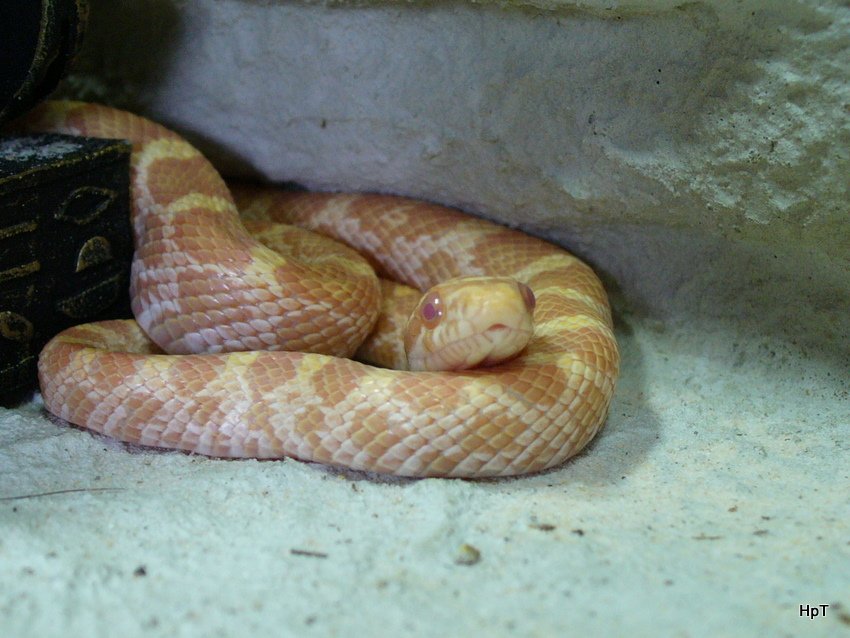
[0,133,132,403]
[0,0,89,125]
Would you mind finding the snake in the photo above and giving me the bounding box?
[19,101,619,478]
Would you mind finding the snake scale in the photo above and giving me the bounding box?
[22,102,619,478]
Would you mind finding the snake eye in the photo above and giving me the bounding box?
[518,282,536,312]
[419,292,443,329]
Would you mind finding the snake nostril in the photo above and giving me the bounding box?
[488,323,509,332]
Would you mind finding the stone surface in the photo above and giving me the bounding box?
[66,0,849,304]
[1,1,847,636]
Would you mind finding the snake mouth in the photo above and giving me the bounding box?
[420,325,533,371]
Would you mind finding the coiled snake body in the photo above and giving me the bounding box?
[24,102,619,478]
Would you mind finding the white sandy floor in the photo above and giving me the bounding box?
[1,307,847,637]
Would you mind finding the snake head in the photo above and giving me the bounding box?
[404,276,535,372]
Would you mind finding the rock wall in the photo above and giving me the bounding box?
[65,0,849,352]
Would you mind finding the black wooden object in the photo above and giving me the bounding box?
[0,0,89,125]
[0,133,132,403]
